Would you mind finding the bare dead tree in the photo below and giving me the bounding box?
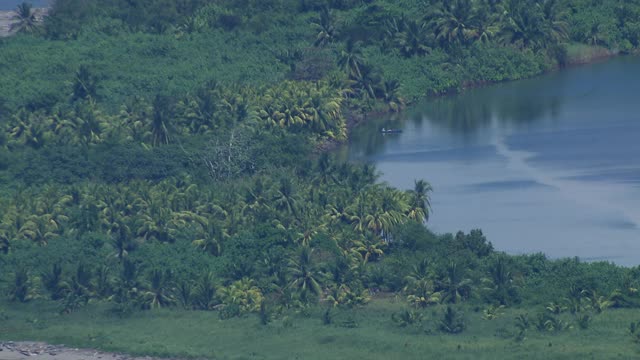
[201,127,255,181]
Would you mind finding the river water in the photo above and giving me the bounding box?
[0,0,50,11]
[343,56,640,266]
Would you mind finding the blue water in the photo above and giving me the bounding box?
[345,56,640,266]
[0,0,50,11]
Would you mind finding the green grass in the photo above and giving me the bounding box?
[2,299,639,359]
[566,43,613,65]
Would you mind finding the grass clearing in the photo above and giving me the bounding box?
[2,299,639,359]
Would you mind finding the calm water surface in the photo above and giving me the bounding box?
[0,0,50,11]
[343,56,640,266]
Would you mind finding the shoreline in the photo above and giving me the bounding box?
[0,341,188,360]
[327,46,629,152]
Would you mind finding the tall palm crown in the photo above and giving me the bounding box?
[10,2,38,34]
[428,0,477,47]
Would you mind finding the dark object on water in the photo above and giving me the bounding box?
[381,128,402,134]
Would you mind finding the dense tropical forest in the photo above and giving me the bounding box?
[1,0,640,358]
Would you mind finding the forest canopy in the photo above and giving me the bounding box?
[1,0,640,357]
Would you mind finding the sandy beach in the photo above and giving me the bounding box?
[0,342,188,360]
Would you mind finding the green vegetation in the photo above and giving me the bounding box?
[2,300,640,359]
[1,0,640,358]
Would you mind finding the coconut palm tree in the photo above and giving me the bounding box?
[41,264,69,301]
[482,256,518,305]
[112,259,142,308]
[136,207,186,243]
[408,179,433,223]
[337,39,365,78]
[118,96,153,142]
[194,271,218,310]
[272,177,300,217]
[288,247,323,298]
[71,66,99,102]
[313,7,338,47]
[352,238,385,264]
[428,0,476,47]
[111,218,136,260]
[9,268,32,302]
[10,2,39,34]
[541,0,569,43]
[9,110,51,149]
[499,2,549,50]
[149,95,174,146]
[192,219,228,256]
[439,306,466,333]
[349,63,381,101]
[468,5,500,43]
[584,23,606,46]
[19,214,60,246]
[437,261,472,304]
[140,269,176,309]
[377,80,405,112]
[396,19,432,57]
[0,230,10,254]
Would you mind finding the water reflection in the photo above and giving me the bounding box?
[344,56,640,265]
[346,67,571,158]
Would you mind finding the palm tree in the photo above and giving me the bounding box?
[118,96,152,142]
[437,261,472,304]
[428,0,476,47]
[111,219,136,260]
[192,219,228,256]
[71,66,99,102]
[499,3,549,50]
[352,238,385,264]
[272,177,299,216]
[584,23,605,46]
[140,269,176,309]
[468,5,500,43]
[408,179,433,223]
[396,19,431,57]
[68,263,94,301]
[41,264,69,301]
[313,7,338,47]
[306,85,344,137]
[0,230,10,254]
[382,16,406,52]
[112,259,142,308]
[439,306,466,333]
[149,95,173,146]
[346,192,370,234]
[9,268,32,302]
[9,110,51,149]
[377,80,405,112]
[337,39,365,79]
[242,177,272,221]
[194,271,217,310]
[10,3,38,34]
[405,258,433,286]
[288,247,323,298]
[19,214,60,246]
[482,256,518,305]
[136,207,185,243]
[349,63,381,101]
[541,0,569,43]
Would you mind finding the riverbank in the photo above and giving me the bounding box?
[0,341,185,360]
[335,44,629,146]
